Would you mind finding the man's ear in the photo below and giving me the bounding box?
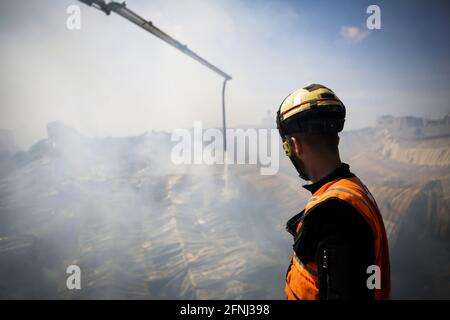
[289,135,303,159]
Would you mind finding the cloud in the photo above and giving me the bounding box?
[339,26,370,43]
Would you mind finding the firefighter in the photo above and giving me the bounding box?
[277,84,390,300]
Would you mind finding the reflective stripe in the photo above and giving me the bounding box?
[306,185,376,218]
[285,283,302,300]
[306,182,340,206]
[293,253,318,277]
[330,187,375,216]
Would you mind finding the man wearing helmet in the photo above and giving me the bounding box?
[277,84,390,300]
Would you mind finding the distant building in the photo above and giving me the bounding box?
[423,113,450,138]
[376,113,450,140]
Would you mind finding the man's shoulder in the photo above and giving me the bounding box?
[294,198,375,263]
[304,198,373,238]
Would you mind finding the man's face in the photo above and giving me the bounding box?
[287,135,310,181]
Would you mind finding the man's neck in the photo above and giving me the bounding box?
[307,158,342,184]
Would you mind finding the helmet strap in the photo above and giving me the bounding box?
[283,136,311,181]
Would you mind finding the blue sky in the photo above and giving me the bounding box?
[0,0,449,147]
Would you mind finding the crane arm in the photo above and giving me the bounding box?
[78,0,232,80]
[78,0,232,151]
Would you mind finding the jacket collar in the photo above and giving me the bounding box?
[302,163,354,194]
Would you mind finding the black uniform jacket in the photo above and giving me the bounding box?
[286,163,375,300]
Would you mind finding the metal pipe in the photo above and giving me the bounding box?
[222,79,228,152]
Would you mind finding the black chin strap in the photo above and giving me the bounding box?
[288,148,310,181]
[277,111,310,181]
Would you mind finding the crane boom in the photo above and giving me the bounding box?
[78,0,231,151]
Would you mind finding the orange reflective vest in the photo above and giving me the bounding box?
[285,176,390,300]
